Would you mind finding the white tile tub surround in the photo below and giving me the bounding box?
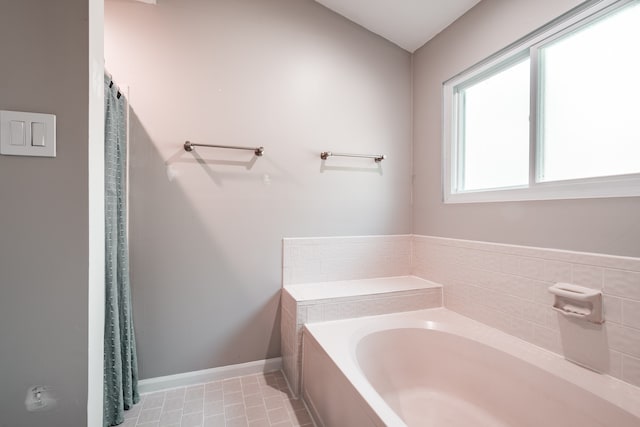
[281,276,442,396]
[412,235,640,388]
[282,235,412,285]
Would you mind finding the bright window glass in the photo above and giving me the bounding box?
[443,0,640,203]
[459,58,530,191]
[539,2,640,182]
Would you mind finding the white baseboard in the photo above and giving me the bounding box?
[138,357,283,394]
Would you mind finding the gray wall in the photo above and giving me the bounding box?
[0,1,93,426]
[412,0,640,257]
[104,0,412,379]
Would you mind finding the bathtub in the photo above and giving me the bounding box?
[301,308,640,427]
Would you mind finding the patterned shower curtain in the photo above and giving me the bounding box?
[104,74,139,427]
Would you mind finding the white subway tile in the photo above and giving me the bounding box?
[501,255,521,276]
[519,257,545,280]
[474,268,496,288]
[425,289,443,307]
[622,298,640,330]
[510,319,535,343]
[522,301,558,330]
[607,322,640,358]
[542,260,572,283]
[488,291,525,319]
[532,325,562,354]
[283,235,412,285]
[443,292,465,312]
[295,306,307,327]
[622,354,640,387]
[571,264,603,289]
[501,255,544,279]
[282,242,315,269]
[604,269,640,300]
[603,295,623,324]
[322,302,341,321]
[416,235,640,271]
[281,267,292,286]
[288,262,325,285]
[608,350,623,379]
[305,303,323,323]
[461,247,503,272]
[531,280,555,305]
[504,275,536,300]
[478,250,503,272]
[587,253,640,273]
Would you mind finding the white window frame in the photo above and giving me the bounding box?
[443,0,640,203]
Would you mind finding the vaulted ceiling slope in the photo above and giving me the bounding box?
[315,0,482,52]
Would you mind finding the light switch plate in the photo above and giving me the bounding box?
[0,110,56,157]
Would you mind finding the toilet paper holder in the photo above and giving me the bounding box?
[548,283,604,324]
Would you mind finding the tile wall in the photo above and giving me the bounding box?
[282,235,412,285]
[281,234,640,389]
[412,235,640,387]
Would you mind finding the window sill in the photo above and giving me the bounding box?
[444,174,640,204]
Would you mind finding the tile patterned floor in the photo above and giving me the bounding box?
[120,370,314,427]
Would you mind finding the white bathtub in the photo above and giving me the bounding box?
[301,308,640,427]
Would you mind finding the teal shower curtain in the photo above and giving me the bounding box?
[104,74,139,427]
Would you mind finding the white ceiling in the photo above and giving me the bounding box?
[315,0,482,52]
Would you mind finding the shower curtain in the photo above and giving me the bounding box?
[103,74,139,427]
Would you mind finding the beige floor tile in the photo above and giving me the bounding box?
[203,414,225,427]
[203,400,224,417]
[139,371,313,427]
[226,417,249,427]
[245,405,267,422]
[224,403,246,419]
[180,412,203,427]
[138,407,162,424]
[223,391,244,406]
[163,397,185,413]
[159,410,182,427]
[205,381,223,392]
[263,396,285,411]
[267,407,290,424]
[243,394,264,408]
[166,388,186,400]
[182,399,204,415]
[204,389,223,402]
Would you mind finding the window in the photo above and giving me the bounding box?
[443,0,640,203]
[457,57,530,192]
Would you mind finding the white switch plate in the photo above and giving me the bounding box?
[0,110,56,157]
[10,121,26,146]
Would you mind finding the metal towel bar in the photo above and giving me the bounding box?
[184,141,264,156]
[320,151,386,162]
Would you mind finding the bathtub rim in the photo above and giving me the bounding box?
[302,308,640,425]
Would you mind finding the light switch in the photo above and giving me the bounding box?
[10,121,25,146]
[1,110,56,157]
[31,122,46,147]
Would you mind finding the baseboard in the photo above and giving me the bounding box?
[138,357,283,394]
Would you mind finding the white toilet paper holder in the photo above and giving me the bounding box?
[548,283,603,324]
